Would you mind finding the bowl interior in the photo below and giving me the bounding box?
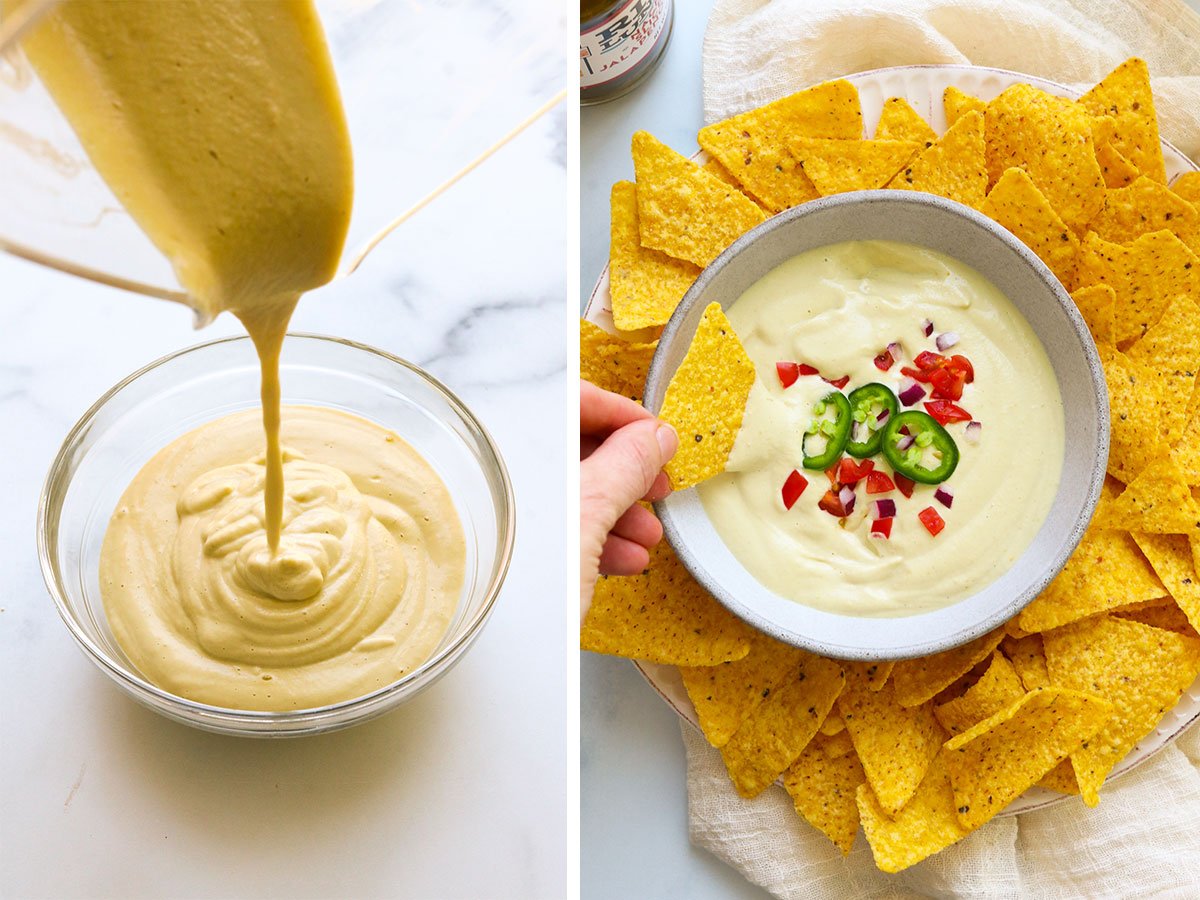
[39,333,513,734]
[644,191,1108,661]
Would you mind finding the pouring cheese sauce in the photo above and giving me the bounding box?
[20,0,465,709]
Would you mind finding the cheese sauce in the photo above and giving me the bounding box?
[20,1,465,707]
[698,241,1064,616]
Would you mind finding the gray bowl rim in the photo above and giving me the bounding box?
[644,189,1109,660]
[36,331,516,732]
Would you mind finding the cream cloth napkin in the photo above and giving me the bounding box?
[703,0,1200,165]
[686,2,1200,894]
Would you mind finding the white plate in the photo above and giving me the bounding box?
[584,63,1200,817]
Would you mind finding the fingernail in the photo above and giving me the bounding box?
[656,423,678,459]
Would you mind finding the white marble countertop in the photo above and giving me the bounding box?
[0,3,566,898]
[581,4,770,898]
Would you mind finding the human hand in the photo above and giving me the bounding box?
[579,380,677,617]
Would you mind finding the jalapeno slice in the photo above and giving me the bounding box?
[802,391,852,470]
[845,383,900,459]
[881,410,959,484]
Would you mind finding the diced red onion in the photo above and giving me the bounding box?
[886,341,904,363]
[852,421,864,443]
[921,318,934,337]
[839,485,856,514]
[898,378,926,406]
[895,433,915,451]
[964,421,982,444]
[875,407,890,426]
[934,486,954,508]
[871,498,897,519]
[936,331,960,351]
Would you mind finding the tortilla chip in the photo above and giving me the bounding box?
[1071,284,1116,345]
[1133,532,1200,634]
[819,728,855,760]
[783,741,866,855]
[984,84,1106,229]
[981,166,1079,288]
[838,679,944,815]
[700,158,770,210]
[944,85,986,126]
[857,754,975,873]
[632,131,766,268]
[1095,454,1200,534]
[1175,387,1200,484]
[892,627,1006,708]
[582,540,754,665]
[1089,115,1118,149]
[1080,58,1166,185]
[580,319,656,403]
[1076,228,1200,346]
[889,110,987,209]
[1098,343,1167,482]
[1127,295,1200,446]
[1089,177,1200,255]
[943,688,1112,829]
[819,710,845,736]
[658,302,756,489]
[1039,760,1082,794]
[1095,142,1141,189]
[1004,618,1032,640]
[608,181,701,331]
[697,80,861,213]
[1172,171,1200,206]
[875,96,937,146]
[1018,494,1165,632]
[843,659,895,692]
[934,652,1026,736]
[1044,615,1200,806]
[1001,634,1050,691]
[789,137,920,196]
[679,630,805,747]
[1114,596,1197,636]
[719,652,845,798]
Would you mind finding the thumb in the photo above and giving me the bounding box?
[581,419,678,530]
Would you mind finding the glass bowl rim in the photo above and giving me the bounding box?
[36,330,516,728]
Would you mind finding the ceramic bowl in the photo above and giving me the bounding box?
[643,190,1108,661]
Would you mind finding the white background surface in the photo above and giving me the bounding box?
[0,3,567,898]
[580,2,1200,899]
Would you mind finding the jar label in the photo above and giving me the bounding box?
[580,0,671,89]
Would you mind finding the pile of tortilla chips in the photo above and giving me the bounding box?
[581,58,1200,873]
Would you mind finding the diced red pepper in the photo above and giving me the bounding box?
[894,472,916,498]
[818,488,850,518]
[948,354,975,383]
[873,350,894,372]
[781,470,808,510]
[928,366,966,401]
[776,361,800,388]
[918,506,946,536]
[923,400,972,425]
[825,464,840,486]
[914,350,946,370]
[824,374,851,390]
[837,457,874,486]
[870,518,893,539]
[865,470,895,494]
[901,365,930,383]
[798,363,821,377]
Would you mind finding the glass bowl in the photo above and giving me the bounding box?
[37,333,515,737]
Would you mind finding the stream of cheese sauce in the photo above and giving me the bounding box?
[20,1,466,708]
